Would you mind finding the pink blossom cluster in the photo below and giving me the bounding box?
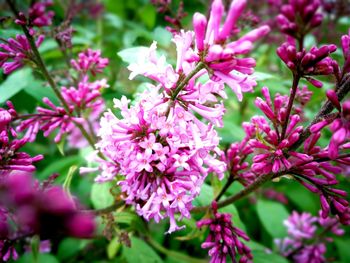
[17,49,109,148]
[15,0,55,28]
[277,0,323,39]
[275,211,344,263]
[0,34,44,74]
[95,0,268,234]
[197,202,252,263]
[97,90,225,233]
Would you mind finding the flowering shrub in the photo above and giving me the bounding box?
[0,0,349,262]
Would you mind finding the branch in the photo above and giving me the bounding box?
[290,75,350,151]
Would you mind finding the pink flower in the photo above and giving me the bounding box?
[192,0,270,100]
[71,49,109,76]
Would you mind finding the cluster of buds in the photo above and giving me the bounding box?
[0,34,44,74]
[15,0,54,28]
[277,0,323,40]
[277,43,337,87]
[197,202,252,263]
[0,103,43,177]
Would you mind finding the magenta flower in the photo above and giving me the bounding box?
[284,211,317,240]
[341,30,350,75]
[0,34,44,74]
[15,0,55,28]
[277,0,323,38]
[192,0,270,100]
[310,90,350,159]
[18,97,82,143]
[277,42,337,87]
[0,173,95,240]
[71,49,109,76]
[197,202,252,263]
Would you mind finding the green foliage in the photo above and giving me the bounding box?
[256,200,289,238]
[122,237,163,263]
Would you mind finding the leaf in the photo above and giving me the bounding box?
[0,68,33,103]
[63,165,77,195]
[114,211,147,233]
[252,250,288,263]
[90,181,114,209]
[123,237,163,263]
[30,235,40,262]
[193,183,213,207]
[137,4,156,29]
[107,236,122,259]
[256,200,289,238]
[117,46,150,64]
[57,238,87,261]
[335,238,350,262]
[17,253,60,263]
[152,27,172,47]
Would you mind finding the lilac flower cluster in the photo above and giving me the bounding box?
[197,202,252,263]
[0,172,95,261]
[95,0,268,235]
[17,49,109,148]
[275,211,344,263]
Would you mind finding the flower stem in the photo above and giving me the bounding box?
[281,73,300,140]
[6,0,105,157]
[171,62,205,100]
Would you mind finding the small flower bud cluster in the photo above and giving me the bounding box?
[15,0,55,28]
[197,202,252,263]
[277,0,323,39]
[0,103,43,177]
[0,34,44,74]
[277,43,337,87]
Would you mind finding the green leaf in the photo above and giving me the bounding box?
[117,46,150,64]
[90,181,114,209]
[252,250,288,263]
[335,238,350,262]
[137,4,156,29]
[0,68,33,103]
[193,183,213,207]
[63,165,77,195]
[123,236,163,263]
[57,238,87,261]
[30,235,40,262]
[17,253,60,263]
[256,200,289,238]
[107,236,122,259]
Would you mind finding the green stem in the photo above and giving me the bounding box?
[171,62,205,100]
[6,0,106,157]
[280,74,300,140]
